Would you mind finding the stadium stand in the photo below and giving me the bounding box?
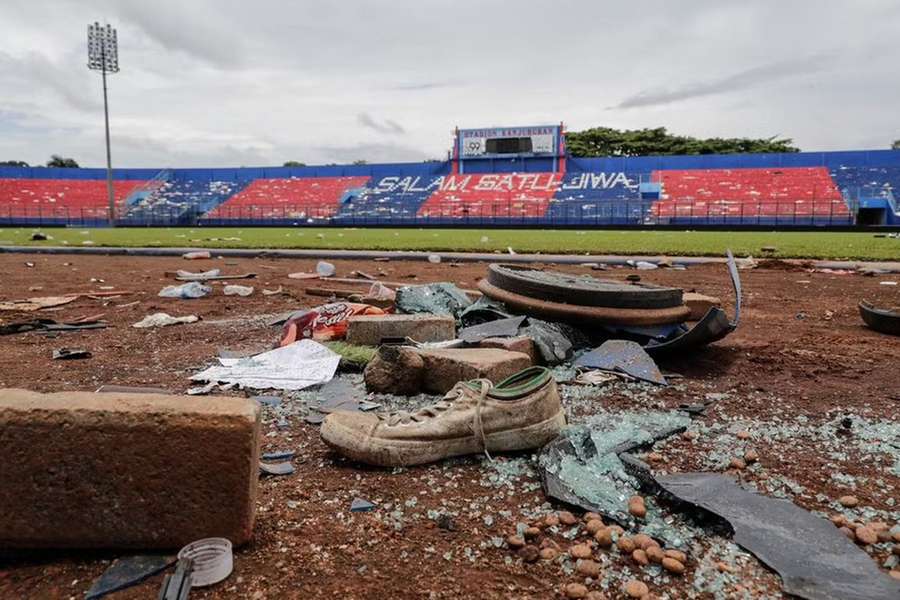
[650,167,851,224]
[203,176,369,223]
[122,177,248,224]
[417,173,557,221]
[337,175,443,223]
[2,149,899,227]
[0,178,145,223]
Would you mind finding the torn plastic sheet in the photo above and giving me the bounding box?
[86,554,176,599]
[158,281,211,299]
[174,268,221,281]
[645,249,741,355]
[395,282,472,318]
[459,296,515,326]
[656,473,900,600]
[191,339,340,390]
[539,411,690,528]
[457,316,526,343]
[574,340,667,386]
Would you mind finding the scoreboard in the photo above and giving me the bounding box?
[455,125,563,160]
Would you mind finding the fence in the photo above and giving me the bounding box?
[0,199,857,228]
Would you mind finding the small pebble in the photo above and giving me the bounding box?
[893,530,900,543]
[839,527,855,540]
[570,543,593,559]
[682,431,698,441]
[632,549,649,566]
[586,592,607,600]
[890,571,900,581]
[662,557,685,574]
[506,535,525,549]
[586,520,605,535]
[559,511,578,526]
[543,514,560,528]
[539,547,559,561]
[736,430,751,440]
[623,579,649,598]
[583,512,602,523]
[524,526,541,541]
[729,457,746,470]
[891,544,900,556]
[564,583,588,599]
[839,495,859,508]
[716,562,733,573]
[576,559,601,577]
[608,525,624,536]
[744,449,759,464]
[617,536,636,553]
[830,514,848,527]
[645,545,664,564]
[646,452,664,462]
[664,549,687,563]
[519,545,540,563]
[594,527,613,548]
[855,526,878,545]
[628,496,647,518]
[632,534,656,550]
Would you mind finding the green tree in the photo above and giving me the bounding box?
[283,160,306,167]
[46,155,80,168]
[892,139,900,150]
[566,127,800,157]
[0,160,28,167]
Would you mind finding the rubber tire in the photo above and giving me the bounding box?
[478,279,690,326]
[486,263,683,309]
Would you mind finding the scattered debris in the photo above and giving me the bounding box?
[261,286,283,296]
[395,282,472,317]
[350,498,376,512]
[574,340,667,385]
[175,270,256,282]
[252,395,282,407]
[427,254,442,264]
[133,313,199,328]
[176,538,232,587]
[859,301,900,336]
[30,232,47,241]
[191,339,340,390]
[657,473,900,600]
[261,450,294,461]
[52,347,92,360]
[259,461,295,476]
[157,558,192,600]
[287,272,319,280]
[0,317,107,336]
[86,555,175,599]
[159,282,211,299]
[223,284,254,297]
[458,316,526,344]
[280,303,386,345]
[181,251,211,260]
[539,410,690,526]
[0,295,79,312]
[316,261,336,277]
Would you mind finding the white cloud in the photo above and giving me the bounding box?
[0,0,898,167]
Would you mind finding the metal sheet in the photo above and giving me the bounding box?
[574,340,667,385]
[657,473,900,600]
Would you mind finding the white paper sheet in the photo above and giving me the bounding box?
[191,339,340,390]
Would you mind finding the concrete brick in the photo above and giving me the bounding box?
[414,348,532,394]
[683,292,721,320]
[346,314,456,346]
[0,389,260,549]
[479,336,538,364]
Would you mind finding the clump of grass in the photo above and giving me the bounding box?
[325,341,377,370]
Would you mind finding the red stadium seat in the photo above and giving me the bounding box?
[417,173,557,218]
[205,176,370,220]
[0,179,145,219]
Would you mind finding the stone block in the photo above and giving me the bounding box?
[364,346,425,395]
[683,292,722,320]
[0,389,260,549]
[479,336,538,364]
[414,348,532,394]
[346,314,455,346]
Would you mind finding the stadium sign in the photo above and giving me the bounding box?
[372,172,635,194]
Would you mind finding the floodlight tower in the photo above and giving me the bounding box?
[87,22,119,225]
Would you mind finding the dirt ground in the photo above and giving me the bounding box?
[0,253,898,599]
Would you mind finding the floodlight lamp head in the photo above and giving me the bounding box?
[87,22,120,73]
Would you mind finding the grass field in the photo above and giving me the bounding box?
[1,227,898,260]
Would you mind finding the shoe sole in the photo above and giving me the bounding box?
[321,410,567,467]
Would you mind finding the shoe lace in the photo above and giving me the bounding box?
[378,379,494,461]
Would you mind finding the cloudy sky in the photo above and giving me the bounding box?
[1,0,898,168]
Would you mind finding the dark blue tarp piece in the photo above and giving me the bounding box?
[574,339,667,385]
